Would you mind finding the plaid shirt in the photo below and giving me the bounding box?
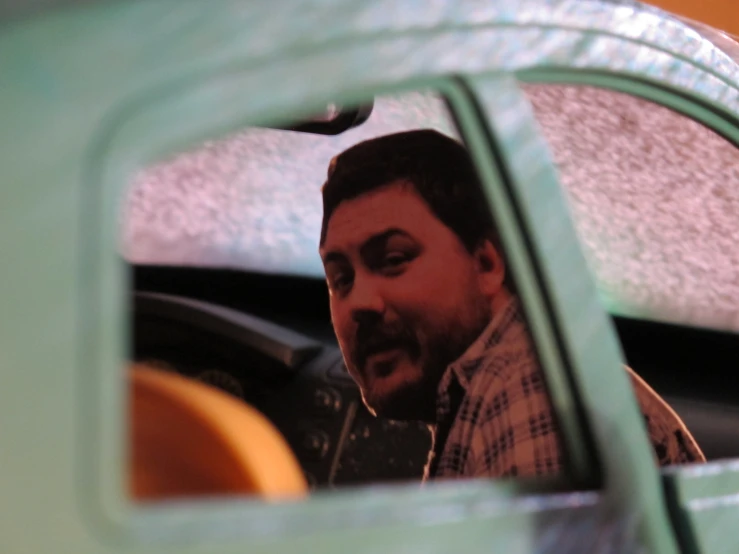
[424,297,705,480]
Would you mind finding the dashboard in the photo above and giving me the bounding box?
[131,287,431,490]
[131,264,739,488]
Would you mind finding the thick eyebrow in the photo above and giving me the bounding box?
[320,251,347,266]
[359,228,413,259]
[320,228,413,265]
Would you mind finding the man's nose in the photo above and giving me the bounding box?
[349,277,385,325]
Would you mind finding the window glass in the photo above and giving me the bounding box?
[521,83,739,333]
[121,92,458,277]
[521,82,739,463]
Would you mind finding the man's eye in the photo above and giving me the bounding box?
[330,273,352,291]
[382,252,411,268]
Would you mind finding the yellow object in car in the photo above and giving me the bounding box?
[129,365,308,501]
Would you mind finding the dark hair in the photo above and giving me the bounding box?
[320,129,500,254]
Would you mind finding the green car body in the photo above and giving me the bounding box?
[1,1,738,553]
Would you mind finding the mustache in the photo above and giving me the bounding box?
[352,320,419,370]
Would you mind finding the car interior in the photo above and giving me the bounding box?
[123,84,739,495]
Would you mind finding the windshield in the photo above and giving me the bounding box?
[122,86,739,334]
[122,91,458,278]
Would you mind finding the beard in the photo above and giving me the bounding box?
[343,300,492,423]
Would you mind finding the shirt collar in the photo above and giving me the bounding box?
[425,296,523,478]
[434,296,522,420]
[448,296,520,387]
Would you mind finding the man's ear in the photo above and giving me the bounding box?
[473,239,505,296]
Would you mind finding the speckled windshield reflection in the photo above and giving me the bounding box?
[122,85,739,333]
[122,91,458,277]
[522,84,739,332]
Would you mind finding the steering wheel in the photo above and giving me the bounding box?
[129,364,308,501]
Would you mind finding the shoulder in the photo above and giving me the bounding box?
[626,367,705,465]
[462,356,563,478]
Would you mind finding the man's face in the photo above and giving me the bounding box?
[320,182,496,422]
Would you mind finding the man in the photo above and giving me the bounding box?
[318,129,704,481]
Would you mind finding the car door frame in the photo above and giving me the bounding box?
[1,1,738,554]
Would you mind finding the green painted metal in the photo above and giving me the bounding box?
[662,462,739,554]
[463,74,681,554]
[1,1,738,553]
